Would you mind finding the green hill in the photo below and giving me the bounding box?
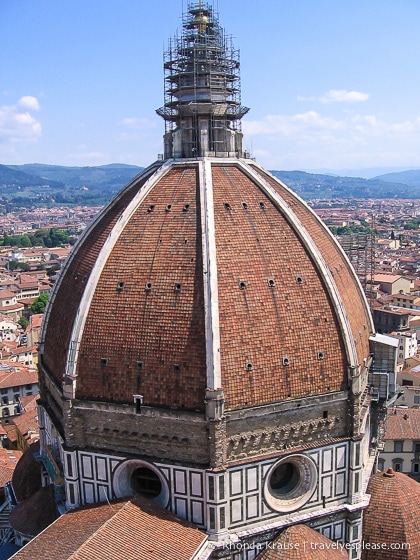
[373,169,420,187]
[0,163,418,211]
[270,170,416,199]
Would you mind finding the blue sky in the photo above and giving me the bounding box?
[2,0,420,176]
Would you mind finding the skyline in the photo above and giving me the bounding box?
[2,1,420,178]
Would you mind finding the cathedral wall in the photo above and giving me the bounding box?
[66,400,210,465]
[225,392,349,463]
[61,439,356,537]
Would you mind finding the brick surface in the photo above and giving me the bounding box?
[10,496,206,560]
[42,161,372,414]
[251,165,372,368]
[75,166,207,410]
[362,469,420,559]
[212,165,347,409]
[43,167,158,387]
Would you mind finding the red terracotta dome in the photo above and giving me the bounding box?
[362,469,420,559]
[40,158,373,412]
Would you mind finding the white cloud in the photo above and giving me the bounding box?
[320,89,370,103]
[243,109,420,170]
[0,96,42,144]
[18,95,40,111]
[243,111,345,137]
[298,90,370,104]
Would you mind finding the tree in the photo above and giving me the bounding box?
[30,293,49,314]
[20,235,32,247]
[7,261,30,272]
[18,316,29,329]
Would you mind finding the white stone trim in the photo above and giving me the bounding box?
[199,158,222,390]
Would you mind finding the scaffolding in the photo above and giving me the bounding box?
[156,1,249,158]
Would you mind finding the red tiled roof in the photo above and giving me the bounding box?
[11,496,206,560]
[362,469,420,559]
[385,408,420,440]
[0,290,17,299]
[0,448,23,486]
[19,393,39,412]
[12,406,39,444]
[0,364,38,389]
[12,346,35,356]
[11,441,42,502]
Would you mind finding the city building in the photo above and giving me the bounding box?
[378,408,420,479]
[7,3,400,559]
[0,363,39,421]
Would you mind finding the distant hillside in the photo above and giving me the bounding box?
[373,169,420,187]
[0,163,418,210]
[1,163,143,209]
[10,163,143,189]
[0,163,64,189]
[270,170,417,199]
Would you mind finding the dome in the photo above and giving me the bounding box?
[39,158,372,413]
[362,469,420,559]
[33,2,378,556]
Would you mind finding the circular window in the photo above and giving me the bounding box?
[131,467,162,498]
[264,454,317,513]
[113,460,169,507]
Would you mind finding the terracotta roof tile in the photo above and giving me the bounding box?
[362,469,420,559]
[0,364,38,389]
[11,496,206,560]
[385,408,420,440]
[41,161,372,412]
